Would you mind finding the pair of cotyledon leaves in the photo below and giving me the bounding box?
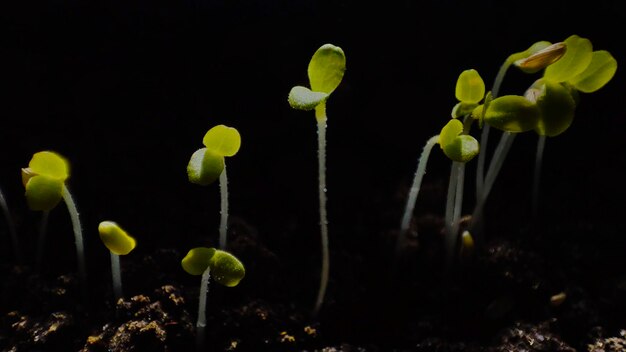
[187,125,241,186]
[182,247,245,287]
[287,44,346,115]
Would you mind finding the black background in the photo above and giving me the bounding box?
[1,0,625,279]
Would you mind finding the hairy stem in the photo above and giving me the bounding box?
[219,165,229,250]
[313,103,329,317]
[396,135,440,258]
[0,188,21,264]
[445,162,465,267]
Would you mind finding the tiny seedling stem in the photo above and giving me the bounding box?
[111,252,123,301]
[196,266,211,350]
[219,164,229,250]
[0,188,21,264]
[532,135,547,221]
[36,210,50,270]
[445,161,465,267]
[476,58,512,200]
[313,103,330,317]
[61,185,87,305]
[397,135,440,257]
[471,132,516,240]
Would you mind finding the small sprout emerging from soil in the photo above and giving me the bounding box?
[98,221,137,301]
[181,247,245,350]
[22,151,87,303]
[187,124,241,249]
[288,43,346,316]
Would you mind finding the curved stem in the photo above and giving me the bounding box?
[476,58,513,202]
[313,104,329,317]
[61,185,87,304]
[196,266,211,350]
[0,188,21,264]
[36,210,50,271]
[532,135,547,221]
[471,132,516,239]
[396,135,440,257]
[219,165,229,250]
[111,252,123,301]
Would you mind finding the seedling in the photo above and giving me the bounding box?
[181,247,245,350]
[288,43,346,315]
[187,124,241,250]
[21,151,87,299]
[397,70,481,266]
[98,221,137,301]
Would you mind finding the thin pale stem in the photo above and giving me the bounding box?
[532,135,547,221]
[396,135,440,257]
[61,186,87,305]
[313,104,329,317]
[471,132,516,238]
[219,165,229,250]
[111,252,123,301]
[445,162,464,267]
[476,58,512,202]
[36,210,50,270]
[196,266,211,350]
[0,188,21,264]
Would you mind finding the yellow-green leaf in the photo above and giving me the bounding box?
[544,35,593,83]
[187,148,225,186]
[181,247,216,275]
[202,125,241,157]
[28,151,70,181]
[209,250,245,287]
[25,175,64,211]
[439,119,463,148]
[98,221,137,255]
[308,44,346,94]
[570,50,618,93]
[529,79,576,137]
[483,95,540,133]
[288,86,329,110]
[455,69,485,104]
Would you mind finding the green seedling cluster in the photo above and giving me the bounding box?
[0,34,617,351]
[188,124,241,250]
[98,221,137,301]
[399,34,617,266]
[288,43,346,316]
[181,247,245,349]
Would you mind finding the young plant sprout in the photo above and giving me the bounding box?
[21,151,87,299]
[397,70,481,265]
[0,186,21,264]
[288,43,346,315]
[98,221,137,301]
[187,124,241,250]
[181,247,245,350]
